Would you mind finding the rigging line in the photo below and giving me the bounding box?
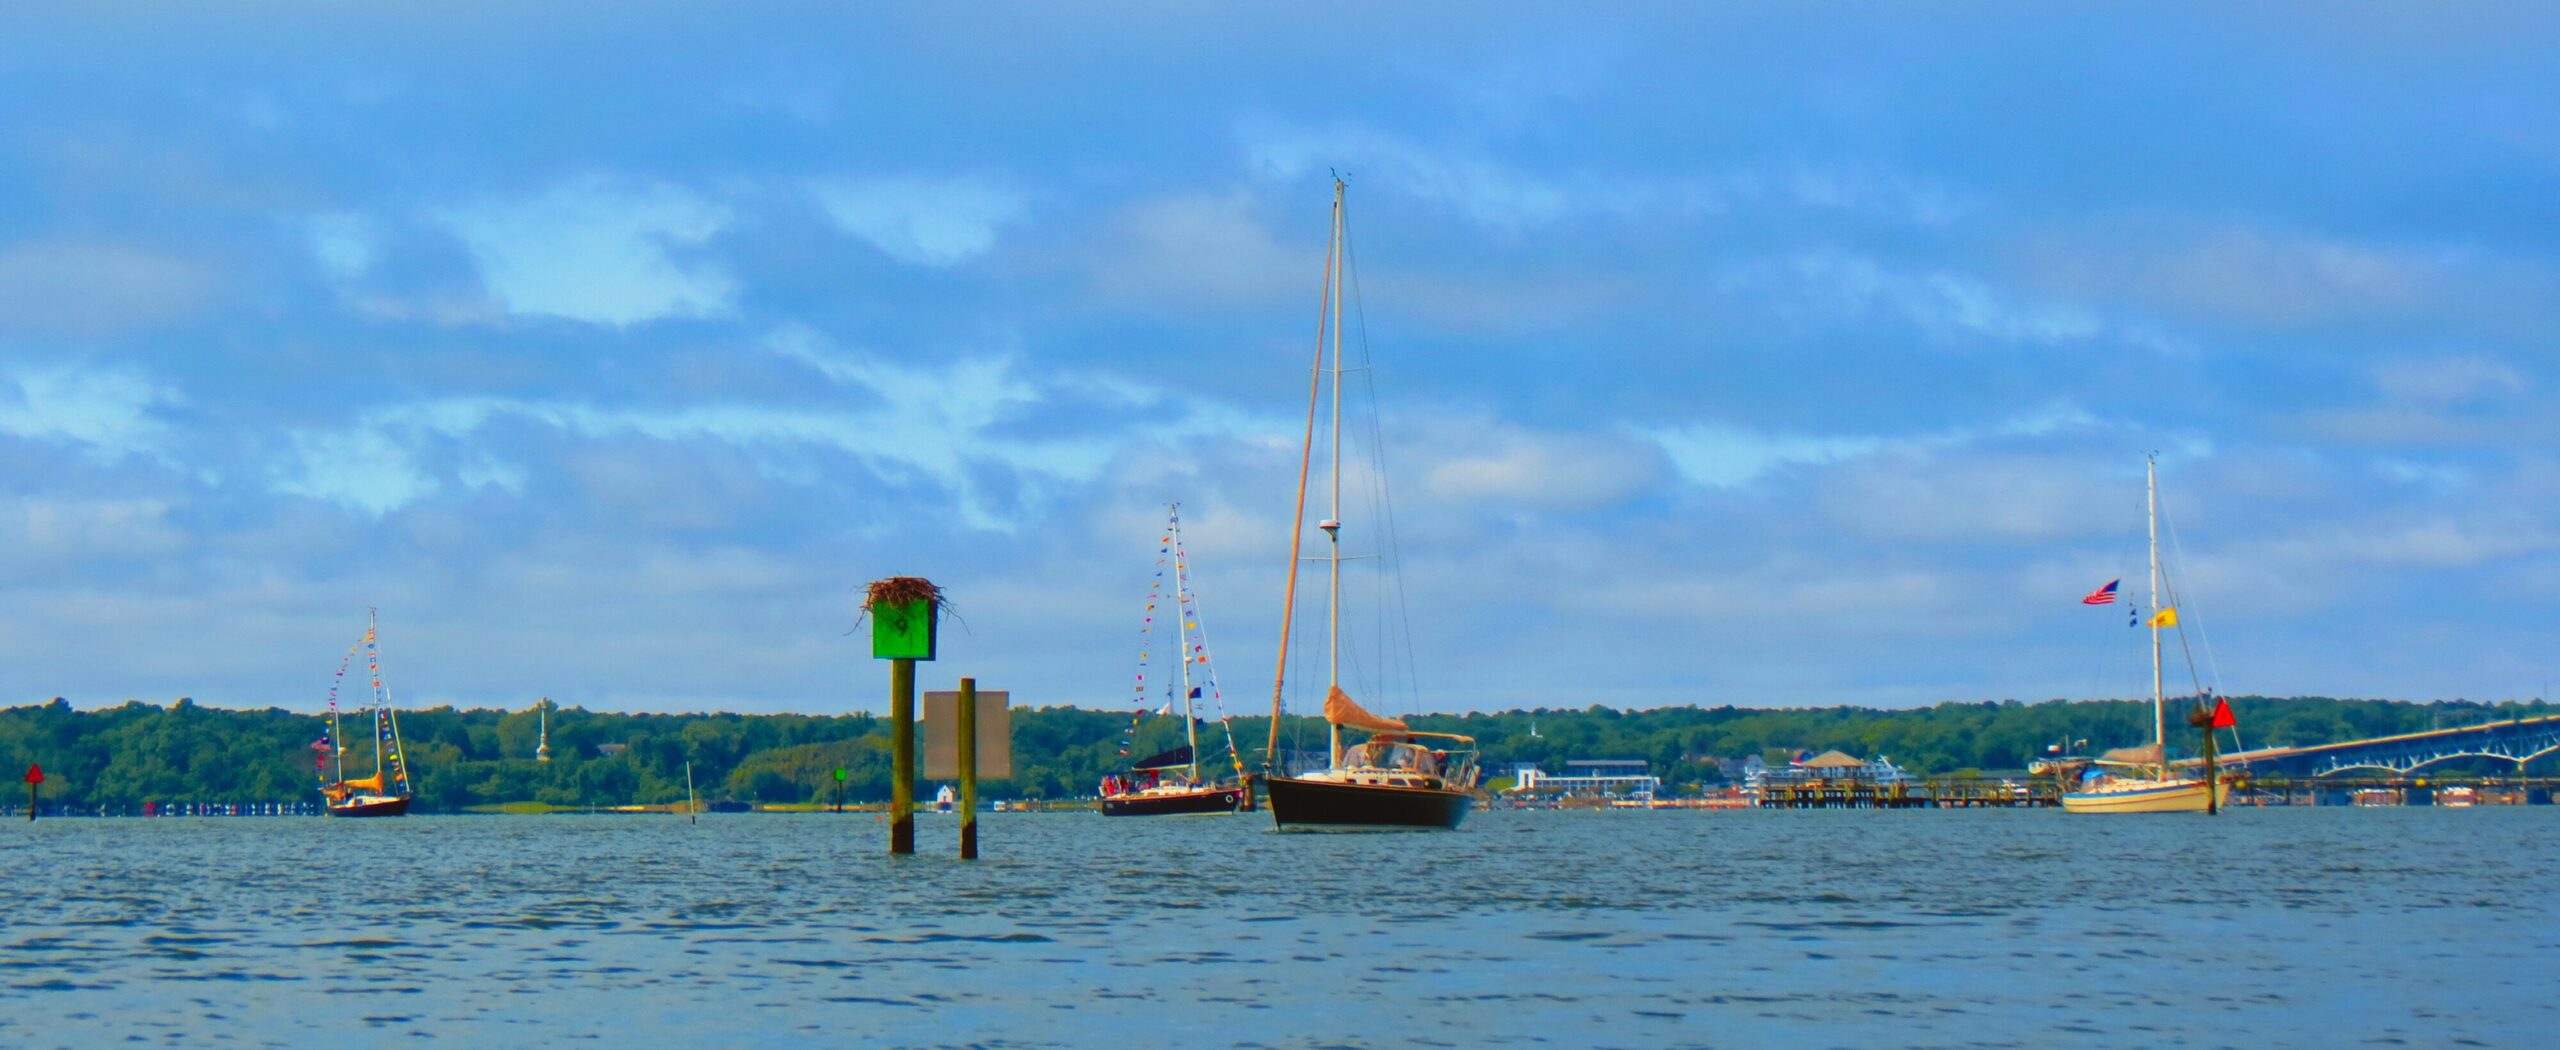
[1267,190,1338,771]
[1342,212,1428,716]
[2156,483,2224,695]
[1169,512,1247,779]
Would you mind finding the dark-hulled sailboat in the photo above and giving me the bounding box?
[315,610,415,817]
[1101,503,1252,816]
[1259,180,1480,831]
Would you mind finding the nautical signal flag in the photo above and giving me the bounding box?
[2081,579,2120,605]
[2147,607,2179,628]
[2210,697,2237,729]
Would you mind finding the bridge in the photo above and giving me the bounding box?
[2181,714,2560,777]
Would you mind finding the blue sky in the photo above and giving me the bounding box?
[2,4,2555,715]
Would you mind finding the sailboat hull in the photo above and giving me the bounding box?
[325,796,411,818]
[2061,778,2231,814]
[1266,775,1471,830]
[1101,786,1247,817]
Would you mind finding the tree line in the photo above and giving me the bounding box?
[1,694,2548,812]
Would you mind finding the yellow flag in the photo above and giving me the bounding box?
[2147,607,2179,628]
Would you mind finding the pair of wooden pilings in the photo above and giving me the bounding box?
[884,661,983,859]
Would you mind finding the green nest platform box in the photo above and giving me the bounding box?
[866,577,942,661]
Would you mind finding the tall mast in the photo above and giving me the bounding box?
[371,607,410,796]
[1325,178,1346,769]
[1172,505,1201,783]
[536,696,552,762]
[2147,454,2165,773]
[1268,182,1340,773]
[368,609,385,779]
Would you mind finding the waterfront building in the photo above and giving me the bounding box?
[1506,759,1664,801]
[1748,751,1910,795]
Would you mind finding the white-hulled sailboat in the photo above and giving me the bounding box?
[2062,456,2232,815]
[1259,179,1480,831]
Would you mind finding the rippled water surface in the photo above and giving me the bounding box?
[4,809,2555,1047]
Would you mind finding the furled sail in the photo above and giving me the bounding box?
[1322,685,1408,733]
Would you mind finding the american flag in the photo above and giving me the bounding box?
[2081,579,2120,605]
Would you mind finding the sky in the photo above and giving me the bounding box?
[2,3,2556,716]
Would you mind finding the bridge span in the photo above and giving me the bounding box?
[2179,713,2560,777]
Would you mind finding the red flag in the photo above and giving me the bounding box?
[2209,698,2236,729]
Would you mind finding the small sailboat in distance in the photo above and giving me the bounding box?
[2062,456,2233,815]
[1101,503,1251,816]
[1259,179,1480,831]
[316,610,415,817]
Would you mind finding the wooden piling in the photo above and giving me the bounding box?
[891,656,915,855]
[958,677,978,860]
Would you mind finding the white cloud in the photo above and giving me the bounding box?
[1763,252,2106,346]
[1648,403,2103,490]
[808,176,1027,267]
[0,362,180,462]
[273,428,436,516]
[441,176,735,325]
[305,213,377,282]
[265,330,1131,527]
[1086,191,1309,308]
[1421,427,1667,510]
[1648,424,1880,489]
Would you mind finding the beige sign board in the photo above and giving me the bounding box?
[923,690,1013,779]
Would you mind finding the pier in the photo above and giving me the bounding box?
[1756,775,2058,809]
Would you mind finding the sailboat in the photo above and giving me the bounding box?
[2062,456,2233,815]
[1260,180,1481,831]
[1102,503,1250,816]
[315,610,416,817]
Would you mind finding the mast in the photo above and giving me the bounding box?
[1325,178,1346,769]
[1172,506,1201,783]
[1268,181,1340,774]
[2147,454,2165,775]
[329,696,345,785]
[371,607,410,796]
[536,697,551,762]
[367,609,385,780]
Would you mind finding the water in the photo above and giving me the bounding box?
[3,809,2552,1048]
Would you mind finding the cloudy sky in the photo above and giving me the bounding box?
[3,4,2555,716]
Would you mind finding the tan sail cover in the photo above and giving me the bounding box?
[2099,743,2163,765]
[1323,685,1409,733]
